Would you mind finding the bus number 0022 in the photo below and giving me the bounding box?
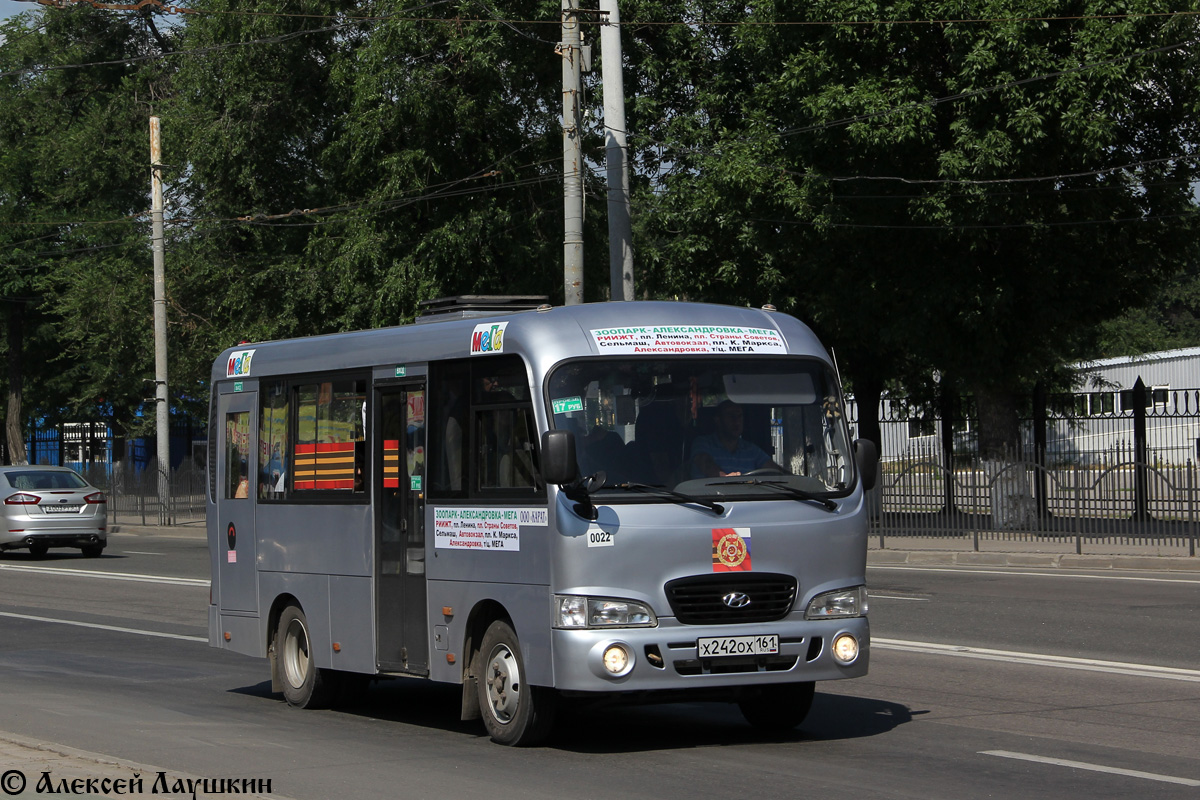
[587,530,614,548]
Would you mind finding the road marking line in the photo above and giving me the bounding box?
[0,611,206,642]
[869,565,1200,584]
[867,593,930,601]
[875,638,1200,682]
[0,564,207,586]
[120,551,165,556]
[980,750,1200,787]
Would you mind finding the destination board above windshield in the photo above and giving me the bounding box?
[589,326,785,355]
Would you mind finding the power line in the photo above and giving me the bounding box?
[733,207,1200,231]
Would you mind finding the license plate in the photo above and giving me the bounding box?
[42,504,82,514]
[697,634,779,658]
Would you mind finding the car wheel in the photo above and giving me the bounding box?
[475,620,556,746]
[28,542,49,559]
[81,544,104,558]
[737,681,815,732]
[275,605,334,709]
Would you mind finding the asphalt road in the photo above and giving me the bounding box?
[0,529,1197,799]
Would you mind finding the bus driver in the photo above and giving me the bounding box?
[692,400,782,478]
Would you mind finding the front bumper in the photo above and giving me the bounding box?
[550,615,869,694]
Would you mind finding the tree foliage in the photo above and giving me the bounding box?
[1,1,1199,459]
[0,5,170,454]
[620,0,1200,455]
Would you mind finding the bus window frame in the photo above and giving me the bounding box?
[428,355,546,502]
[256,369,371,505]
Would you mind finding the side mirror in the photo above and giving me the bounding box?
[853,439,879,491]
[541,430,580,485]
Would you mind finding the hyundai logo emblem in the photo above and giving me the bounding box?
[722,591,751,608]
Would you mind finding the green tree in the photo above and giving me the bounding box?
[0,5,172,459]
[621,1,1200,456]
[164,0,586,389]
[1096,265,1200,356]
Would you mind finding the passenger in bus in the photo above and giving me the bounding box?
[692,400,781,478]
[234,458,251,498]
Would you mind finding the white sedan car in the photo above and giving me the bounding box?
[0,466,107,558]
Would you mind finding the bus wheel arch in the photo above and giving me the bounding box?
[266,594,301,693]
[474,618,556,746]
[272,600,335,709]
[459,600,510,722]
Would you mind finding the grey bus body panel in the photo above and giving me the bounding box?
[256,503,372,577]
[549,491,868,614]
[423,580,554,686]
[210,302,825,390]
[208,301,868,700]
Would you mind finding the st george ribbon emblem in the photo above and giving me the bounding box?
[712,527,752,572]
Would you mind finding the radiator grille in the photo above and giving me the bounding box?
[664,573,797,624]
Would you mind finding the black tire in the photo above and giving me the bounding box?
[28,542,49,559]
[737,682,816,732]
[476,620,556,746]
[275,605,335,709]
[81,544,104,558]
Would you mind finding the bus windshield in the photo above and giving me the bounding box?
[547,357,855,499]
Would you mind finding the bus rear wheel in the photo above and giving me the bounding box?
[476,620,556,746]
[737,681,815,732]
[276,605,334,709]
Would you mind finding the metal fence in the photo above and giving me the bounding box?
[859,380,1200,552]
[18,383,1200,549]
[77,462,207,527]
[17,421,207,527]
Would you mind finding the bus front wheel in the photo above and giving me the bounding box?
[476,620,556,746]
[737,681,815,732]
[276,605,334,709]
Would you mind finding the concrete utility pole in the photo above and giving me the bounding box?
[600,0,634,302]
[150,116,170,524]
[561,0,584,305]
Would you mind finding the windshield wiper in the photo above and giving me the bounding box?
[612,482,725,515]
[707,478,838,512]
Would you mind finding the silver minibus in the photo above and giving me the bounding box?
[207,298,877,745]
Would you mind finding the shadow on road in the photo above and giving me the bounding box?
[231,677,919,751]
[0,551,126,561]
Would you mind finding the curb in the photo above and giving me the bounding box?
[867,549,1200,572]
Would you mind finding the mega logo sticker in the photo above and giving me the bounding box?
[470,322,508,355]
[712,528,752,572]
[226,349,256,378]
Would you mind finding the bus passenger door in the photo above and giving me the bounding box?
[215,389,258,613]
[375,384,428,674]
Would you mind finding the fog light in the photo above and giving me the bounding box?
[602,644,632,676]
[832,633,859,665]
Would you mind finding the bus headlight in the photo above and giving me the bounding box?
[554,595,657,629]
[602,643,632,675]
[832,633,860,665]
[805,586,868,619]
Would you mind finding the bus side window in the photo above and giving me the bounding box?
[429,361,470,496]
[429,357,540,498]
[259,381,288,499]
[225,411,251,500]
[477,406,538,490]
[292,378,367,493]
